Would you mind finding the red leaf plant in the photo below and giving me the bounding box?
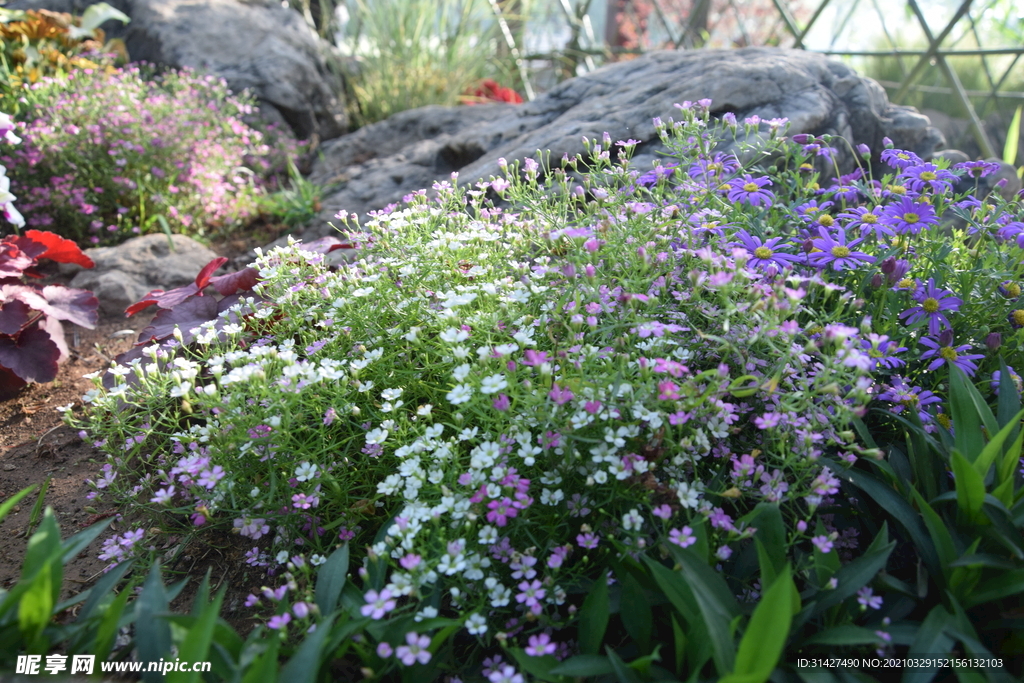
[108,236,351,385]
[0,230,99,397]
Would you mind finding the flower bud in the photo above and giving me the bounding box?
[986,332,1002,351]
[870,273,884,289]
[792,133,813,144]
[938,329,954,347]
[856,143,871,157]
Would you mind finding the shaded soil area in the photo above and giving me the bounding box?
[0,224,296,632]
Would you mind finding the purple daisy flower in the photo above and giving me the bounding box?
[898,278,962,334]
[899,163,957,194]
[954,160,1001,179]
[727,174,774,207]
[840,205,893,241]
[795,199,834,224]
[808,226,876,271]
[688,153,740,183]
[860,334,907,370]
[880,197,938,235]
[992,368,1022,397]
[880,148,923,170]
[877,375,942,422]
[919,332,984,377]
[731,230,800,270]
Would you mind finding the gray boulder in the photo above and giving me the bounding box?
[299,47,944,243]
[60,234,219,316]
[6,0,347,142]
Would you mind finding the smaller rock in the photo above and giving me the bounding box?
[62,234,218,316]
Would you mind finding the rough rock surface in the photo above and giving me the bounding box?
[7,0,347,141]
[298,47,944,243]
[59,234,219,316]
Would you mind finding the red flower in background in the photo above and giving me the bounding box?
[462,79,523,105]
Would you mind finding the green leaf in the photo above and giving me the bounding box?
[136,563,173,683]
[620,572,652,654]
[802,625,887,646]
[671,612,686,673]
[750,503,786,584]
[668,546,738,673]
[605,647,644,683]
[167,586,225,683]
[724,565,796,683]
[0,486,35,523]
[241,635,279,683]
[951,450,986,521]
[962,569,1024,608]
[280,613,335,683]
[909,487,956,585]
[949,365,997,462]
[1003,105,1022,166]
[77,559,133,622]
[578,574,610,655]
[92,587,132,662]
[60,518,112,565]
[972,406,1024,479]
[550,654,614,677]
[508,647,562,683]
[837,463,942,581]
[811,529,894,617]
[904,605,956,683]
[995,357,1021,432]
[21,508,62,585]
[314,542,349,615]
[18,561,53,652]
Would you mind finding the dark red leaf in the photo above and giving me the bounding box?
[38,286,99,329]
[0,241,35,278]
[0,298,33,334]
[208,267,259,296]
[137,295,219,344]
[195,257,228,290]
[24,230,95,268]
[0,365,28,400]
[125,282,202,317]
[0,323,60,383]
[298,236,353,255]
[39,315,68,364]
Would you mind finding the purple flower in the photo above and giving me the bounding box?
[898,278,962,334]
[525,633,557,656]
[900,163,957,194]
[859,334,907,370]
[992,368,1022,397]
[268,613,291,630]
[548,383,574,405]
[919,333,984,377]
[669,526,696,548]
[878,375,942,422]
[727,174,774,207]
[955,160,1001,178]
[576,532,599,549]
[812,535,834,554]
[880,197,938,235]
[840,205,893,241]
[361,589,397,619]
[731,230,799,270]
[857,586,883,610]
[687,153,740,183]
[395,632,431,666]
[880,148,923,170]
[808,227,876,271]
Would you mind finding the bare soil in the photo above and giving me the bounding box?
[0,221,296,632]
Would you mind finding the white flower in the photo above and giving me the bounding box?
[465,613,488,635]
[593,470,609,484]
[294,462,318,482]
[478,525,498,544]
[276,550,289,564]
[676,481,703,509]
[414,606,438,621]
[622,508,643,531]
[310,554,327,566]
[440,328,470,343]
[479,374,508,394]
[404,327,420,341]
[365,427,389,445]
[452,364,472,382]
[381,387,404,401]
[446,384,474,405]
[416,404,433,417]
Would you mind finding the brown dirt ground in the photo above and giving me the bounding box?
[0,220,296,634]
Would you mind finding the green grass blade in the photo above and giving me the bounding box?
[1002,105,1021,166]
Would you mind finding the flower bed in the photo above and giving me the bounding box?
[61,103,1024,681]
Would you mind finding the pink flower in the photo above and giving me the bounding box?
[525,633,557,656]
[395,632,431,666]
[487,497,519,526]
[812,535,834,554]
[548,383,574,405]
[361,589,397,619]
[267,613,291,630]
[668,526,696,548]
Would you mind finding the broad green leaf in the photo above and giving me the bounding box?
[191,571,212,619]
[904,605,955,683]
[995,357,1021,432]
[802,625,887,646]
[949,365,997,462]
[750,503,786,581]
[972,406,1024,479]
[92,587,132,662]
[962,569,1024,608]
[136,563,173,683]
[21,508,62,585]
[951,450,986,521]
[668,546,738,673]
[838,463,942,580]
[578,575,610,655]
[314,543,349,615]
[672,612,686,673]
[550,654,614,677]
[280,613,335,683]
[240,635,279,683]
[620,572,652,654]
[606,647,644,683]
[812,532,894,616]
[78,560,133,624]
[1003,105,1022,166]
[60,518,112,565]
[167,586,225,683]
[18,561,53,652]
[508,647,562,683]
[755,538,778,589]
[724,565,796,683]
[909,488,956,585]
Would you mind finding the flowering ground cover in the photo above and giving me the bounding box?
[45,102,1024,680]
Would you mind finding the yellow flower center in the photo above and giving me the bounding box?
[831,245,851,258]
[900,395,919,407]
[936,413,952,429]
[903,212,920,223]
[862,213,877,223]
[1013,310,1024,326]
[743,182,759,192]
[922,298,940,313]
[1006,283,1022,297]
[818,215,834,227]
[939,347,958,361]
[753,246,773,259]
[868,349,883,358]
[897,278,914,289]
[898,153,910,160]
[805,207,820,215]
[921,171,937,181]
[888,184,908,195]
